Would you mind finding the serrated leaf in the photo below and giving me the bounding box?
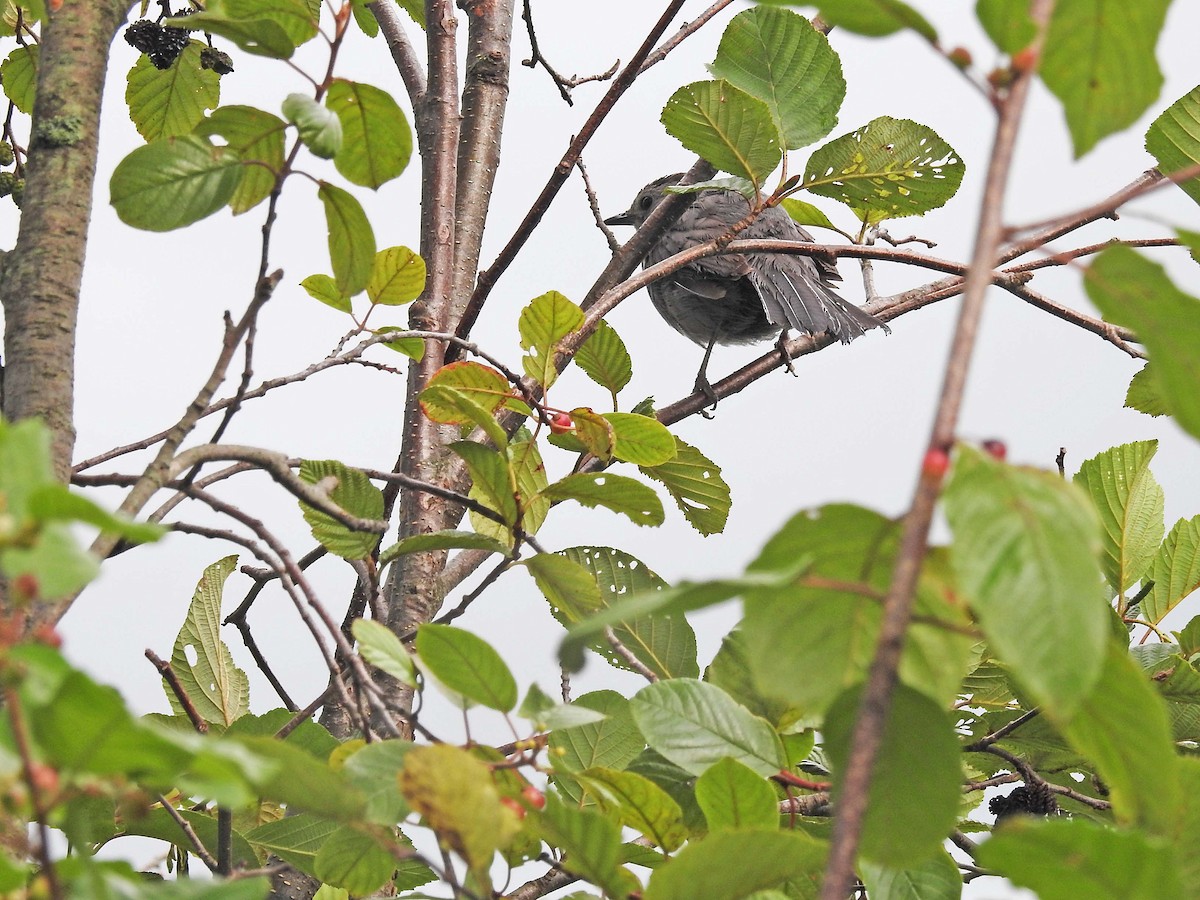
[374,326,424,359]
[813,0,937,41]
[366,245,425,305]
[313,827,395,895]
[245,813,338,874]
[780,197,838,232]
[327,79,412,188]
[300,273,352,312]
[1085,247,1200,440]
[453,441,517,531]
[576,767,687,851]
[194,105,286,214]
[351,619,416,686]
[640,437,730,535]
[168,555,249,727]
[285,93,342,158]
[977,816,1183,900]
[556,547,699,679]
[709,7,845,150]
[379,529,510,565]
[419,385,508,448]
[298,459,385,559]
[1043,0,1170,158]
[944,446,1106,719]
[110,136,243,231]
[542,473,664,527]
[1145,516,1200,625]
[804,116,964,223]
[317,181,375,295]
[642,829,826,900]
[570,407,617,459]
[825,683,960,866]
[415,624,517,712]
[661,79,782,184]
[169,3,295,58]
[0,45,36,113]
[631,679,785,778]
[398,744,522,877]
[126,43,221,141]
[604,412,676,466]
[975,0,1036,53]
[550,691,645,779]
[859,850,963,900]
[532,794,632,897]
[519,290,584,389]
[422,361,512,419]
[1125,364,1167,418]
[694,756,779,831]
[1073,441,1164,594]
[575,320,632,401]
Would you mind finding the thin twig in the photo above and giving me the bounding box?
[963,708,1040,752]
[153,794,220,872]
[603,626,658,682]
[145,649,209,733]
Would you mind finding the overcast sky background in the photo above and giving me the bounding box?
[4,0,1199,893]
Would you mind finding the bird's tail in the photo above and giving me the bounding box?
[751,258,890,345]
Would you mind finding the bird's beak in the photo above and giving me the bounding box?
[604,210,635,226]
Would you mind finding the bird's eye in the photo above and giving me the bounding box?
[639,195,654,210]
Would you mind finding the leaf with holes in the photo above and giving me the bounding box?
[803,116,964,223]
[519,290,584,390]
[194,105,286,214]
[542,473,664,527]
[168,555,249,727]
[127,43,221,141]
[640,438,730,535]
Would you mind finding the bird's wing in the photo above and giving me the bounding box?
[645,195,754,294]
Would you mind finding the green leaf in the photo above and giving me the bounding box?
[453,441,517,530]
[542,473,664,527]
[126,43,221,141]
[119,806,258,870]
[422,361,512,419]
[944,446,1106,718]
[709,7,845,150]
[313,827,395,895]
[975,0,1036,53]
[195,105,286,214]
[0,45,37,114]
[576,767,687,851]
[342,740,415,826]
[366,245,425,305]
[706,630,796,728]
[379,529,510,565]
[532,794,631,897]
[555,547,699,679]
[374,326,424,359]
[317,182,376,295]
[643,829,826,900]
[1,524,98,601]
[803,116,964,223]
[327,79,412,188]
[1125,364,1167,418]
[694,757,779,831]
[604,412,676,466]
[350,0,379,36]
[1173,757,1200,888]
[285,92,342,158]
[1086,247,1200,440]
[351,619,416,686]
[860,851,962,900]
[661,79,782,184]
[977,816,1184,900]
[631,679,785,778]
[245,813,339,873]
[1059,642,1179,833]
[575,320,633,401]
[550,691,645,776]
[225,0,320,46]
[231,734,367,820]
[26,484,164,544]
[1073,441,1164,594]
[519,290,584,389]
[415,623,517,712]
[298,459,384,559]
[395,0,424,27]
[419,385,508,448]
[300,273,352,312]
[168,555,249,727]
[110,136,243,231]
[569,407,617,459]
[640,437,730,535]
[1145,516,1200,625]
[519,687,608,730]
[1042,0,1171,158]
[780,198,838,232]
[167,0,314,58]
[826,683,960,867]
[398,744,522,878]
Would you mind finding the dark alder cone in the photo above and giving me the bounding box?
[123,16,190,70]
[200,47,235,74]
[989,782,1059,822]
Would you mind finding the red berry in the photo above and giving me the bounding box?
[1011,47,1038,73]
[11,574,38,603]
[922,448,950,479]
[947,46,972,69]
[522,785,546,809]
[500,796,526,819]
[982,439,1007,461]
[32,624,62,649]
[548,412,573,435]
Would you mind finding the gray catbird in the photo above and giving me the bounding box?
[605,174,888,404]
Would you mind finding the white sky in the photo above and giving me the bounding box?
[4,1,1199,894]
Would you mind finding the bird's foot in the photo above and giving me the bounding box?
[694,373,719,419]
[776,332,798,378]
